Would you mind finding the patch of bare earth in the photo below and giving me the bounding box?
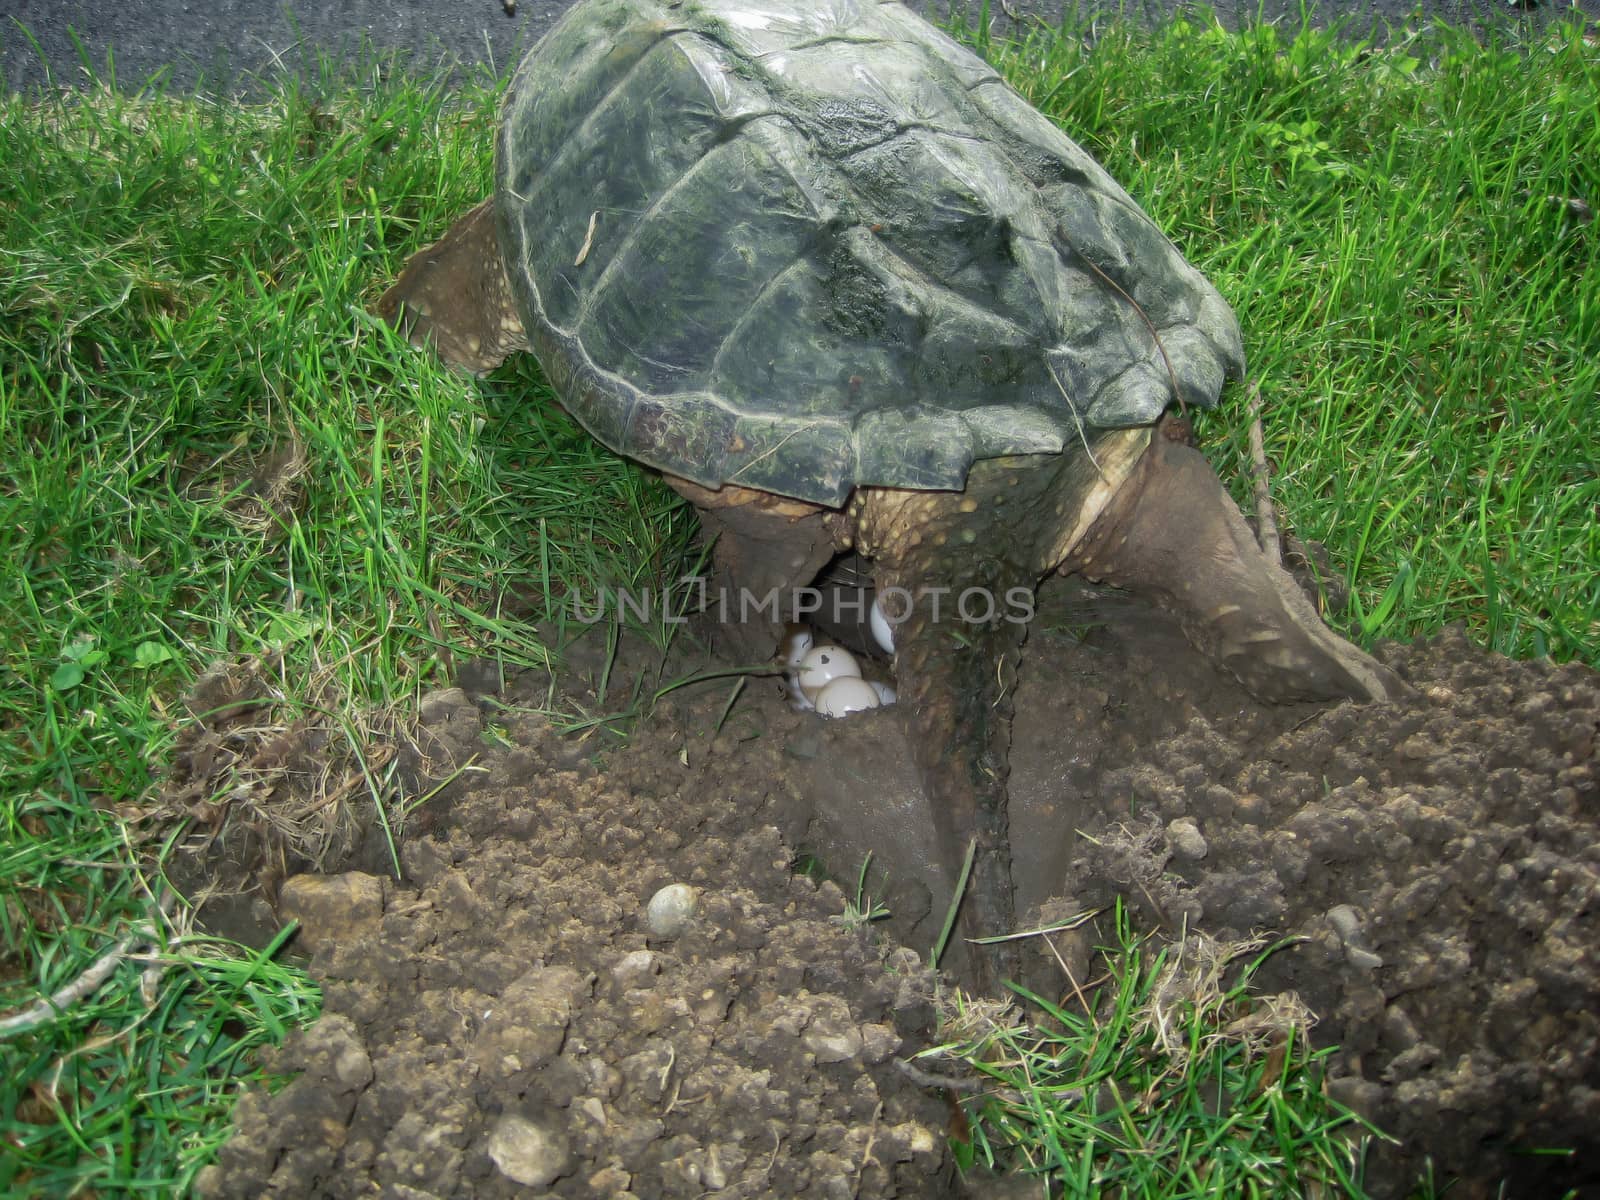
[187,680,960,1199]
[186,578,1597,1198]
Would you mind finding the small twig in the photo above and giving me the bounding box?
[1060,232,1186,415]
[0,926,157,1038]
[1047,361,1104,479]
[1246,381,1282,565]
[573,210,599,266]
[0,935,145,1037]
[1044,933,1095,1021]
[852,1101,883,1199]
[896,1056,1056,1108]
[894,1056,987,1094]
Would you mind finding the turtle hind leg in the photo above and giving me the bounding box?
[376,198,529,375]
[1071,436,1408,703]
[886,564,1029,990]
[669,480,840,663]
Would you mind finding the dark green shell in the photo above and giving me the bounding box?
[496,0,1244,506]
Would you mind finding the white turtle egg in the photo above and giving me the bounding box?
[814,676,882,717]
[798,645,862,702]
[780,625,818,709]
[646,883,698,938]
[869,594,896,655]
[778,623,814,669]
[786,675,816,712]
[867,680,898,706]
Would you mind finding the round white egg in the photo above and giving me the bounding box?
[814,676,882,717]
[646,883,698,937]
[868,680,898,706]
[797,645,861,702]
[869,594,897,655]
[786,675,816,712]
[778,624,815,669]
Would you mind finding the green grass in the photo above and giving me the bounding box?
[938,904,1378,1194]
[0,57,691,1195]
[969,10,1598,663]
[1,8,1595,1195]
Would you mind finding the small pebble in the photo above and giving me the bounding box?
[646,884,697,937]
[1166,818,1208,861]
[1326,904,1363,943]
[277,871,383,953]
[1346,946,1385,971]
[803,1014,864,1063]
[486,1113,569,1187]
[611,948,660,989]
[1232,793,1268,824]
[859,1022,901,1063]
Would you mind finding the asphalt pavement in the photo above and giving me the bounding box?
[3,0,1594,95]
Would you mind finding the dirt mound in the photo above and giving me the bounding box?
[1062,625,1600,1198]
[197,580,1599,1198]
[800,586,1599,1197]
[197,694,958,1199]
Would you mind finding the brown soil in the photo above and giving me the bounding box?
[188,577,1598,1200]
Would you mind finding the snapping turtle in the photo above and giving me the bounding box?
[379,0,1403,981]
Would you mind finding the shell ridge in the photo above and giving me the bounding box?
[556,336,644,462]
[692,118,848,396]
[567,34,781,336]
[876,129,1053,331]
[505,22,771,332]
[764,32,888,55]
[840,121,990,158]
[849,0,1240,426]
[720,23,1024,380]
[722,416,842,489]
[967,79,1126,194]
[706,257,817,385]
[560,334,812,481]
[500,21,687,215]
[574,133,736,335]
[842,229,1035,393]
[816,39,1088,383]
[936,48,1243,411]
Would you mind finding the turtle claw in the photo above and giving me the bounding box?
[1071,437,1409,704]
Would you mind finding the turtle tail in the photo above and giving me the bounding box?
[1068,436,1408,703]
[376,198,529,375]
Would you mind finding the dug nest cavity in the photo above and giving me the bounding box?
[173,580,1599,1199]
